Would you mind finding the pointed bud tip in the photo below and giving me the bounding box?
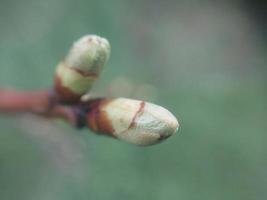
[65,34,111,73]
[133,101,179,146]
[75,35,110,53]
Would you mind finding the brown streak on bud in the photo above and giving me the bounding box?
[68,67,99,78]
[128,101,145,129]
[54,75,81,104]
[86,99,114,136]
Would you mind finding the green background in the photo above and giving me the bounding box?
[0,0,267,199]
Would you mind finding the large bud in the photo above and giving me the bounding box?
[82,98,179,146]
[54,35,110,104]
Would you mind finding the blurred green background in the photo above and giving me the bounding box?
[0,0,267,199]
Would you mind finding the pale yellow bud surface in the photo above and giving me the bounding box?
[65,35,110,73]
[102,98,179,146]
[55,35,111,97]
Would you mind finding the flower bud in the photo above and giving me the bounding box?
[83,98,179,146]
[54,35,110,104]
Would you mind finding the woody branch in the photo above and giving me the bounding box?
[0,89,76,125]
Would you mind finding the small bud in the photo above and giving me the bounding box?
[83,98,179,146]
[54,35,111,104]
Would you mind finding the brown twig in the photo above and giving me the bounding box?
[0,89,77,126]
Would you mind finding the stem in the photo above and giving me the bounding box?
[0,89,77,126]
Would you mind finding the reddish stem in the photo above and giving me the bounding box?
[0,89,77,126]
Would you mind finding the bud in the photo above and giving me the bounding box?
[83,98,179,146]
[54,35,111,104]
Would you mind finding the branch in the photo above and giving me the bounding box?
[0,35,179,146]
[0,89,76,126]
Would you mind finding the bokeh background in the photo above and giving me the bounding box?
[0,0,267,199]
